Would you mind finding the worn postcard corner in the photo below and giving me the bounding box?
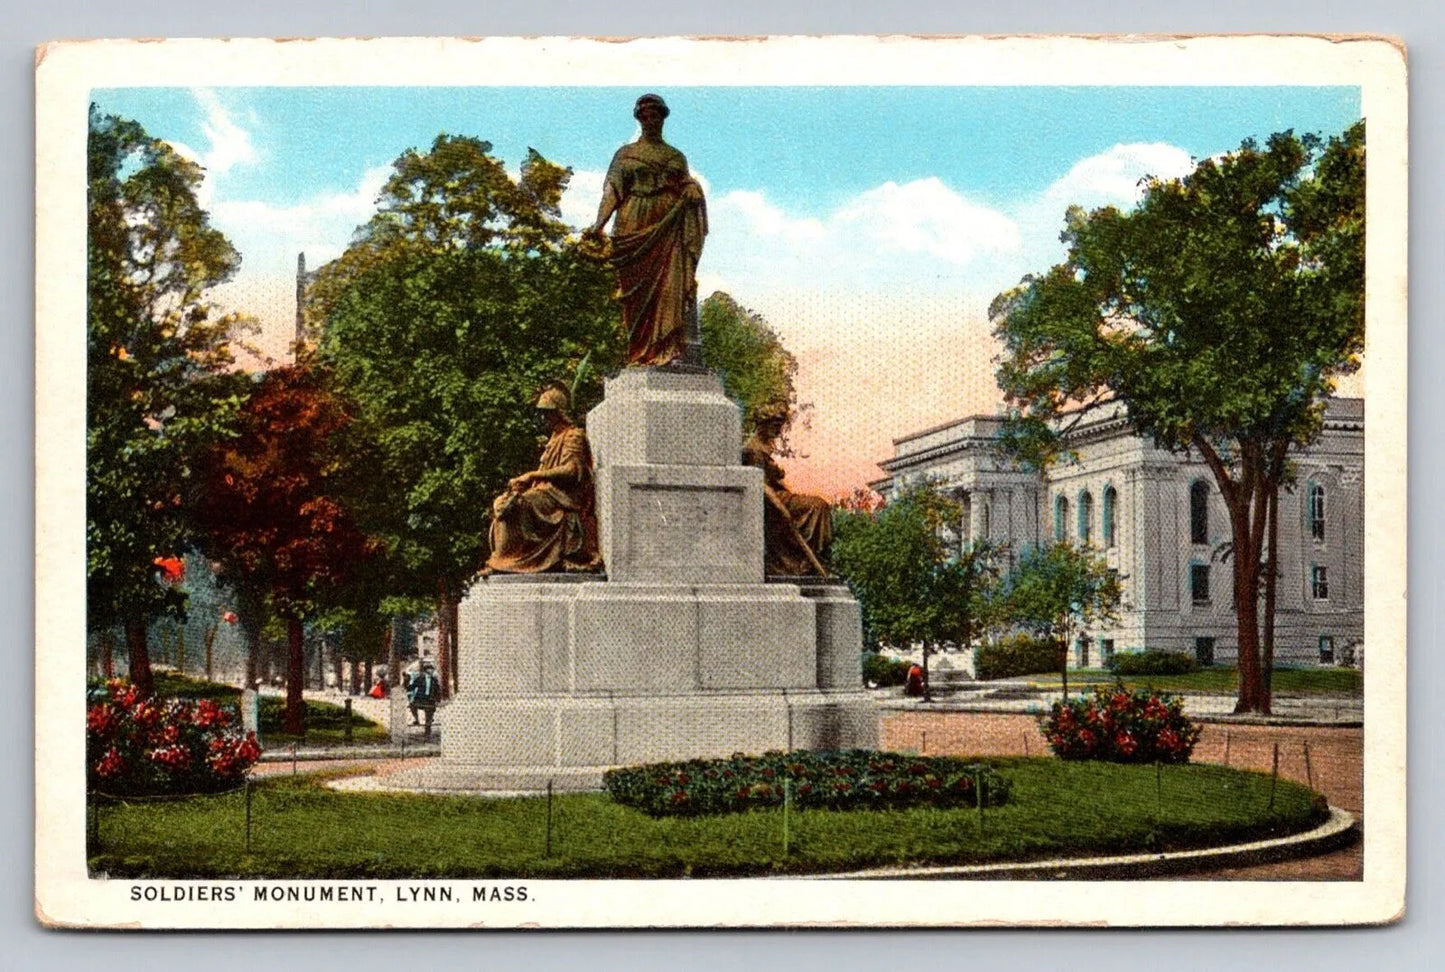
[36,33,1406,930]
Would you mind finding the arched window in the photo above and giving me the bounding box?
[1190,480,1210,545]
[1102,485,1117,547]
[1307,482,1326,541]
[1078,490,1094,543]
[979,500,991,541]
[958,491,972,543]
[1054,495,1069,542]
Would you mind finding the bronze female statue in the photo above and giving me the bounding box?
[586,93,708,368]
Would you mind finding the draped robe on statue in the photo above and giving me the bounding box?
[603,139,708,367]
[742,434,833,576]
[485,426,602,574]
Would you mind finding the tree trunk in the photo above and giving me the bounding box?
[436,585,453,701]
[125,617,154,698]
[1261,483,1279,713]
[244,631,258,690]
[203,625,217,682]
[1059,632,1069,702]
[1195,436,1270,715]
[1229,508,1266,714]
[385,621,398,693]
[921,644,933,703]
[447,595,461,694]
[285,616,306,735]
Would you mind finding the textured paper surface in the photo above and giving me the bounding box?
[35,34,1407,928]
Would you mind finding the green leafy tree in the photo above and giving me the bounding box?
[700,291,803,439]
[991,123,1363,713]
[1000,541,1121,700]
[86,106,250,698]
[831,487,1000,700]
[314,135,624,696]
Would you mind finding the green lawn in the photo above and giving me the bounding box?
[1024,666,1361,695]
[88,759,1325,879]
[139,672,388,745]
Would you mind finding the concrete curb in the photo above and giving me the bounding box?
[871,700,1362,728]
[256,743,441,762]
[809,806,1358,880]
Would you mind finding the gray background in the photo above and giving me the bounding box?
[4,1,1437,967]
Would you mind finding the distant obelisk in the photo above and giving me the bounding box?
[294,252,307,364]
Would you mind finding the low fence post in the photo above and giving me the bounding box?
[344,698,353,745]
[1155,761,1163,819]
[782,779,792,858]
[1268,742,1280,811]
[544,780,554,858]
[975,769,985,837]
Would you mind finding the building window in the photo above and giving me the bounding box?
[1102,485,1117,547]
[1078,490,1093,543]
[1319,635,1335,664]
[1308,482,1326,541]
[1311,564,1329,600]
[979,501,990,541]
[1190,480,1210,545]
[1054,495,1069,542]
[1101,639,1116,667]
[1076,636,1090,668]
[1191,563,1210,604]
[1194,636,1216,666]
[958,491,972,543]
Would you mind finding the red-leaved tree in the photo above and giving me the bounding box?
[196,364,379,734]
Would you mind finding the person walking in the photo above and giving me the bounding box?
[407,661,440,740]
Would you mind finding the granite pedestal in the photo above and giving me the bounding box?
[392,369,876,792]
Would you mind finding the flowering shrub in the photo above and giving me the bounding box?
[86,679,262,796]
[604,750,1011,817]
[1041,685,1202,764]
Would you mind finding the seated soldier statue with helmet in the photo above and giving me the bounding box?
[482,383,603,575]
[741,401,833,576]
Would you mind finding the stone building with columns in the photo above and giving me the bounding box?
[871,397,1364,669]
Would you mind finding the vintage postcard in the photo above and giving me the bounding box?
[35,34,1407,928]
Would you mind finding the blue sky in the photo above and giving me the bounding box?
[90,85,1362,493]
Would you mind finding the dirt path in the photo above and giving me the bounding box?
[882,710,1363,880]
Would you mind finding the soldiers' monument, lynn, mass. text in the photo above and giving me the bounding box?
[397,95,875,791]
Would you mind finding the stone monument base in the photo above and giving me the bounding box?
[388,686,877,791]
[385,574,877,792]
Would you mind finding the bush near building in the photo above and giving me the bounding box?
[861,652,911,688]
[976,633,1063,681]
[1041,686,1202,764]
[1108,650,1199,677]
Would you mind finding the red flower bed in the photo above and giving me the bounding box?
[1041,685,1202,763]
[604,750,1012,817]
[86,679,262,796]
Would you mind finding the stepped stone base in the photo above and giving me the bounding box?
[390,688,878,791]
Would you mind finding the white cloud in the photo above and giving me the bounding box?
[834,178,1021,265]
[559,169,605,230]
[1042,142,1195,212]
[190,88,258,178]
[208,164,391,275]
